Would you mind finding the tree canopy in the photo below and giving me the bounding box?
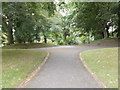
[2,2,119,45]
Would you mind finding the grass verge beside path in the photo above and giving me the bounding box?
[2,43,55,49]
[2,49,47,88]
[81,48,118,88]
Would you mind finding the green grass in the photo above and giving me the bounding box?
[90,38,118,45]
[2,49,47,88]
[2,43,55,49]
[81,48,118,88]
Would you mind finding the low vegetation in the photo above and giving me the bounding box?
[2,43,55,49]
[89,38,118,46]
[2,49,47,88]
[81,48,118,88]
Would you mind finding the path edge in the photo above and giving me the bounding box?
[17,52,50,88]
[79,53,107,88]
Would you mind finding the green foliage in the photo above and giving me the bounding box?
[2,2,56,44]
[80,35,87,44]
[74,2,118,40]
[2,2,119,45]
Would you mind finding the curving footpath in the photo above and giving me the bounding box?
[26,45,112,88]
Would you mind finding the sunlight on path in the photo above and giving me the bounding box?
[34,45,77,50]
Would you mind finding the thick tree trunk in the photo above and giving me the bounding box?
[8,21,14,45]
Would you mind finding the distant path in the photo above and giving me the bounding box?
[26,45,113,88]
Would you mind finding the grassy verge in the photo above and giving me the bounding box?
[80,38,118,46]
[2,43,55,49]
[90,38,118,46]
[81,48,118,88]
[2,49,47,88]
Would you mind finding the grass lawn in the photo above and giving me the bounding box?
[81,47,118,88]
[2,49,47,88]
[89,38,118,46]
[2,43,55,49]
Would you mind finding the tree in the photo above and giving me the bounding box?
[74,2,118,41]
[2,2,15,44]
[2,2,56,44]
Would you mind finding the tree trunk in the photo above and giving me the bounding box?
[118,2,120,38]
[63,29,67,44]
[8,21,14,45]
[86,31,90,44]
[104,25,109,39]
[101,32,104,39]
[44,35,47,43]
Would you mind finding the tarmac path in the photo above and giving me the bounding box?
[26,45,110,88]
